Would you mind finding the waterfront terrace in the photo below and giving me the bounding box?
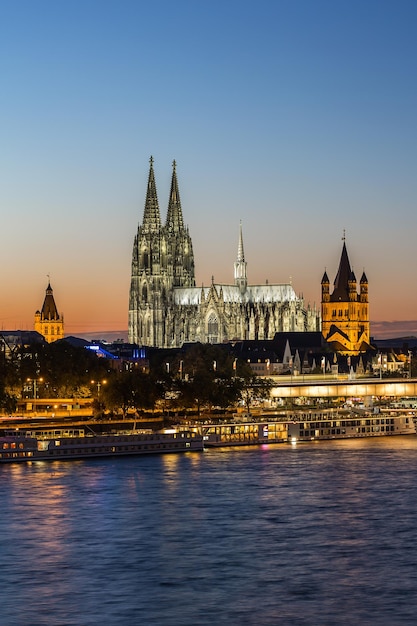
[268,377,417,403]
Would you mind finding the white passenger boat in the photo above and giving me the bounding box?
[0,428,203,463]
[287,410,416,442]
[201,410,416,447]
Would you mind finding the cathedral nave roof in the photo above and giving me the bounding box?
[173,283,299,306]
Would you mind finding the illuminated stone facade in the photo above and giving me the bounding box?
[321,240,370,354]
[128,158,320,348]
[34,282,64,343]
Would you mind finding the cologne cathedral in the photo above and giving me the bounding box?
[128,158,321,348]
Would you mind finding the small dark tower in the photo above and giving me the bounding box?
[360,271,368,303]
[321,270,330,302]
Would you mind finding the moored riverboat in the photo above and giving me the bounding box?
[0,428,203,463]
[201,420,288,447]
[200,410,416,447]
[287,410,415,442]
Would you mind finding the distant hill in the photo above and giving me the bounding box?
[69,330,128,343]
[372,320,417,339]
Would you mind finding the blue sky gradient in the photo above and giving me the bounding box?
[1,1,416,337]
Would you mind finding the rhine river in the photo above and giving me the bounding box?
[2,437,417,625]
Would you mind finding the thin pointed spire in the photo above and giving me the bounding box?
[234,221,247,293]
[237,220,245,262]
[166,159,184,232]
[142,156,161,233]
[332,239,352,301]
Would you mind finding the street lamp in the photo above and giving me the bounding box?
[91,379,107,400]
[27,377,43,399]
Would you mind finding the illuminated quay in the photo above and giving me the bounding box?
[268,377,417,403]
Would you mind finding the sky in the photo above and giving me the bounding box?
[1,0,416,340]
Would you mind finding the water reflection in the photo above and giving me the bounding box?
[1,438,417,624]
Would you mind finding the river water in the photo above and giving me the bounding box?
[1,436,417,625]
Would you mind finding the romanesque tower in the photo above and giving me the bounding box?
[321,238,370,354]
[34,281,64,343]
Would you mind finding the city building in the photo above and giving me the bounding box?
[129,158,320,348]
[321,238,370,354]
[34,281,64,343]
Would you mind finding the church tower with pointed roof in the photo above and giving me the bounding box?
[321,238,370,354]
[34,281,64,343]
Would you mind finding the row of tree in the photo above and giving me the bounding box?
[0,341,273,416]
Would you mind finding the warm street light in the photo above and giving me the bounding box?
[91,379,107,400]
[27,377,43,399]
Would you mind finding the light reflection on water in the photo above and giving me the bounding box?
[1,437,417,625]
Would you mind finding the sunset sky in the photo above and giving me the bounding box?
[1,1,416,340]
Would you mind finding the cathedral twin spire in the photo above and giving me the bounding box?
[142,156,161,233]
[166,160,185,233]
[142,157,247,289]
[142,156,185,235]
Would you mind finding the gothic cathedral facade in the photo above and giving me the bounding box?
[321,239,370,354]
[129,158,321,348]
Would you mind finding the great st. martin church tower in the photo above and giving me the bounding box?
[129,158,320,348]
[321,237,370,354]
